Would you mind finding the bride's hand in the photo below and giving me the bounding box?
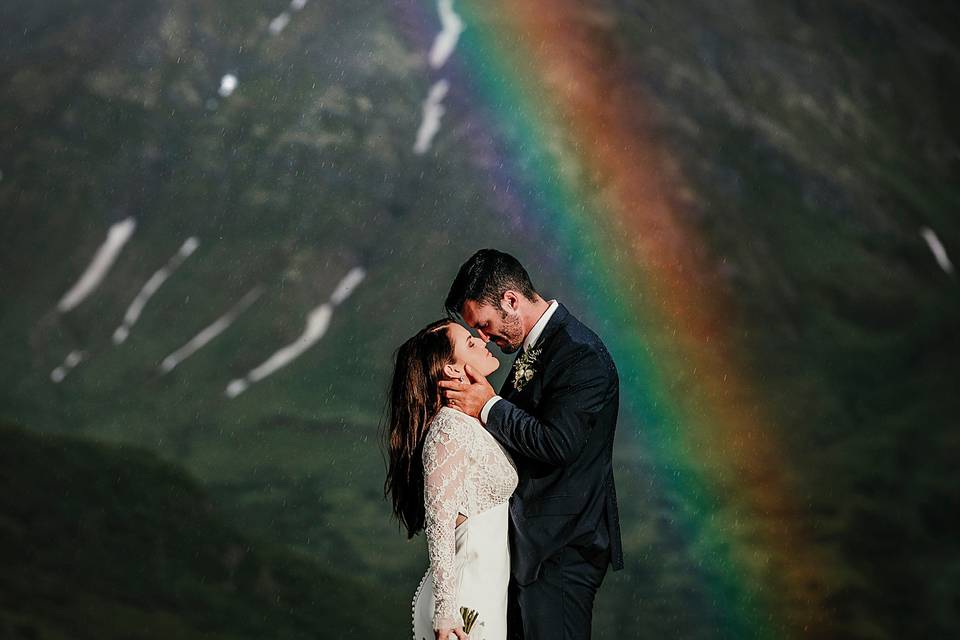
[434,627,468,640]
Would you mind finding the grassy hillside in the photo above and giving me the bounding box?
[0,0,957,638]
[0,421,405,638]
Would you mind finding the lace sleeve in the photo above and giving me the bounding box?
[422,414,471,630]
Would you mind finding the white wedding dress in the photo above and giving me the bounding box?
[412,406,518,640]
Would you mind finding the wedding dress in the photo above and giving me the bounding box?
[412,406,518,640]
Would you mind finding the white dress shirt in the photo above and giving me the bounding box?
[480,299,559,424]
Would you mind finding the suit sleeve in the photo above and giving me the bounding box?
[486,346,615,466]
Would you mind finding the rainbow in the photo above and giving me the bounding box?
[400,1,829,636]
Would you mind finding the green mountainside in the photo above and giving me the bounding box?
[0,421,402,638]
[1,1,958,638]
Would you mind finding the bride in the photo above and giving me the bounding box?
[385,319,518,640]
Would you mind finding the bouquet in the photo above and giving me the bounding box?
[459,606,479,633]
[421,607,479,639]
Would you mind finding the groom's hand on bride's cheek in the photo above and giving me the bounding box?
[438,364,494,418]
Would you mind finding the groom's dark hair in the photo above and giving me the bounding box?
[445,249,538,317]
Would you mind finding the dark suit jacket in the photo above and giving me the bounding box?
[486,303,624,586]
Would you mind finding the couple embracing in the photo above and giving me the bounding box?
[385,249,624,640]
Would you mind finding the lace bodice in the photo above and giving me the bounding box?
[421,406,518,630]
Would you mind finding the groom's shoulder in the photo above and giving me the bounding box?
[553,308,617,375]
[556,306,608,352]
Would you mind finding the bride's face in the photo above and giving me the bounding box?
[445,323,500,379]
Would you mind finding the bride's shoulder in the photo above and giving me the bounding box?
[424,407,477,444]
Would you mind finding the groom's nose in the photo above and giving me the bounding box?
[476,327,491,342]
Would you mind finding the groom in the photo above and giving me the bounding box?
[439,249,623,639]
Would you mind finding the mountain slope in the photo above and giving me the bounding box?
[0,421,404,639]
[0,0,958,638]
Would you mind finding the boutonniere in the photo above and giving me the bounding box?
[512,346,542,391]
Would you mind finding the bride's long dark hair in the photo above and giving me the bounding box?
[384,319,455,539]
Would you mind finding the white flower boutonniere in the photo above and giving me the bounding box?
[512,347,542,392]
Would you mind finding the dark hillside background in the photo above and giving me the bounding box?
[1,1,957,638]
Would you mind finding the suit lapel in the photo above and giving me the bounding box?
[530,303,569,354]
[499,351,524,398]
[497,303,570,400]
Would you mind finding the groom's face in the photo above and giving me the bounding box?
[461,298,525,354]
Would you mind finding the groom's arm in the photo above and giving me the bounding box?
[486,347,616,466]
